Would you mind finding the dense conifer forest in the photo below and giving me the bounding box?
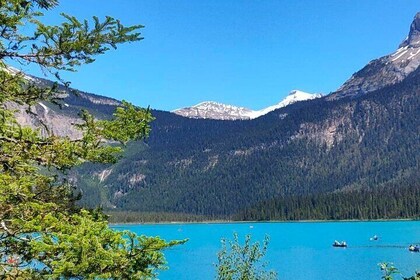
[236,184,420,221]
[104,182,419,223]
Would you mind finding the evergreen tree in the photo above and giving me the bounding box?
[216,233,277,280]
[0,0,183,278]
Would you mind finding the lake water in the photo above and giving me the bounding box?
[113,221,420,280]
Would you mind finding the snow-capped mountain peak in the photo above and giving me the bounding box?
[172,101,254,120]
[172,90,322,120]
[248,90,322,119]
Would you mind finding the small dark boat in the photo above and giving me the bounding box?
[409,245,419,252]
[333,240,347,248]
[370,235,379,241]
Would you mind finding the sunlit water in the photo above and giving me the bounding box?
[113,221,420,280]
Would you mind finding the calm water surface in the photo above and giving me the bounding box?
[113,221,420,280]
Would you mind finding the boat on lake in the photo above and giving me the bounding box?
[333,240,347,248]
[409,245,419,252]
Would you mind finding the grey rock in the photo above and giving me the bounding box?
[400,12,420,48]
[6,70,120,139]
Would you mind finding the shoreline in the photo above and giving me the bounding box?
[110,218,418,226]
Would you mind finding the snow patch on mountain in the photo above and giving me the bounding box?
[3,65,36,82]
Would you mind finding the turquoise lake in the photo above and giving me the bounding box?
[113,221,420,279]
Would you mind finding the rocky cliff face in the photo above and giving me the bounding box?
[400,12,420,48]
[329,12,420,100]
[10,101,84,139]
[8,72,120,139]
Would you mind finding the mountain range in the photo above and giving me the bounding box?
[10,12,420,221]
[172,90,322,120]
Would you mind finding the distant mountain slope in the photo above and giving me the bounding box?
[172,90,322,120]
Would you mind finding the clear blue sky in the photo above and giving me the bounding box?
[25,0,419,111]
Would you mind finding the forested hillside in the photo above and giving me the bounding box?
[75,65,420,219]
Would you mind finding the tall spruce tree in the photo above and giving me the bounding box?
[0,0,182,278]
